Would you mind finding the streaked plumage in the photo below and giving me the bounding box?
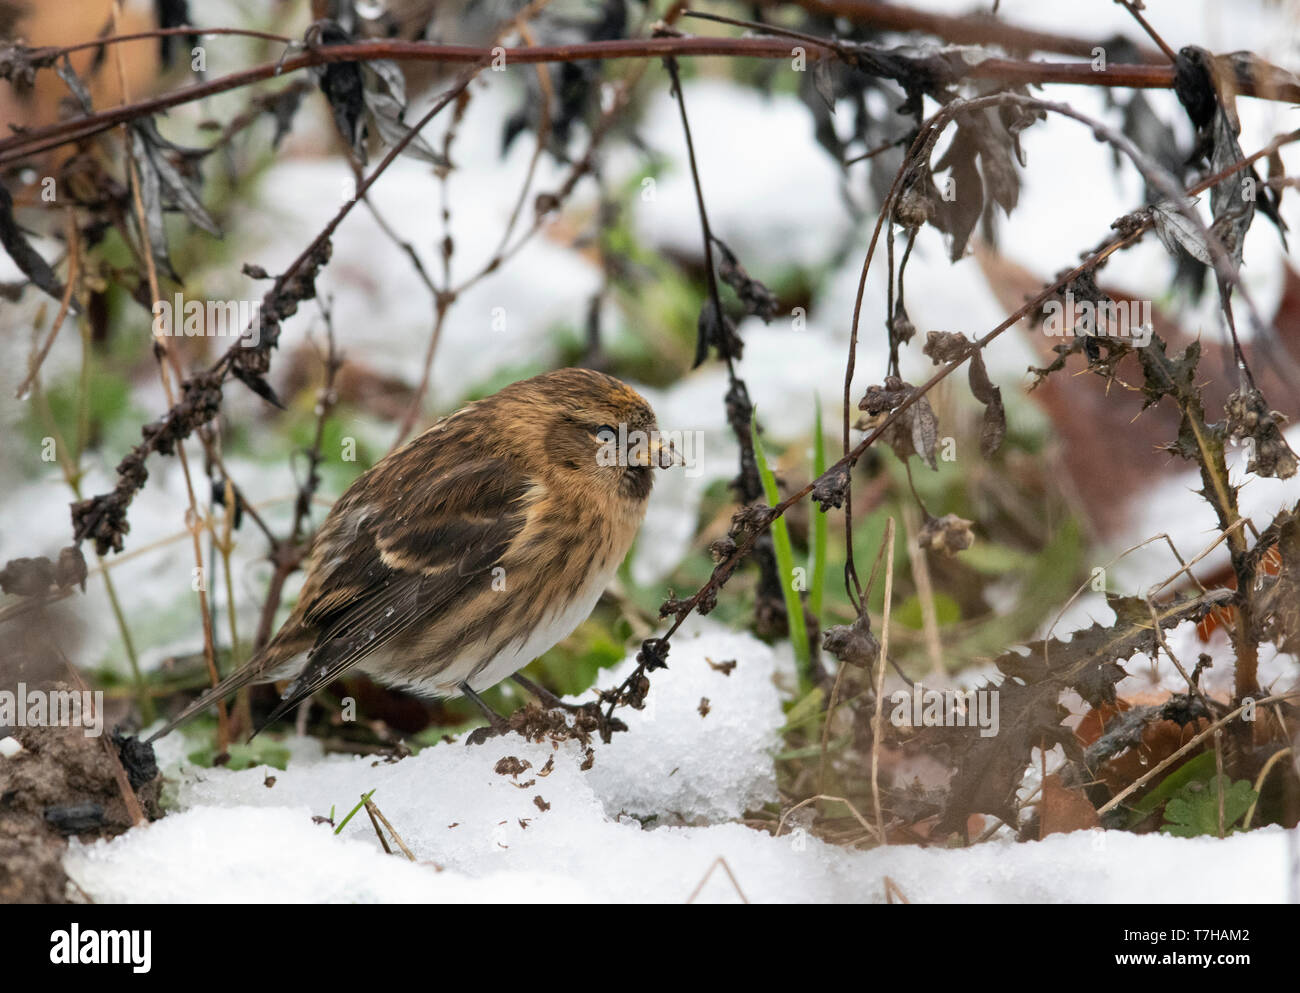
[148,368,672,742]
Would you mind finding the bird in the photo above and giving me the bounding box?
[147,367,678,744]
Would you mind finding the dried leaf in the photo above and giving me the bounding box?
[908,393,939,470]
[1224,387,1298,479]
[0,182,70,308]
[931,125,982,261]
[361,62,449,167]
[966,349,995,404]
[857,376,939,469]
[311,21,366,160]
[811,463,850,511]
[967,350,1005,456]
[1151,199,1214,266]
[1257,509,1300,654]
[934,589,1232,836]
[715,238,779,322]
[922,330,969,364]
[978,390,1006,457]
[229,365,285,410]
[55,56,94,115]
[812,57,836,112]
[129,118,220,277]
[694,300,741,367]
[1039,774,1101,837]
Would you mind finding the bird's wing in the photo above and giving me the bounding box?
[256,454,536,731]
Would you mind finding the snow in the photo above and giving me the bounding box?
[65,800,1300,903]
[65,621,1300,902]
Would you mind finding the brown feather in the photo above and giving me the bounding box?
[149,368,665,741]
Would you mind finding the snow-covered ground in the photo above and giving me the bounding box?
[61,622,1300,903]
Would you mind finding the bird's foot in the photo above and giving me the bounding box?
[511,673,584,715]
[459,681,513,747]
[464,721,510,747]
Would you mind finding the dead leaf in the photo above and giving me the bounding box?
[1040,773,1101,837]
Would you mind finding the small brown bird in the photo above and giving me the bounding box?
[148,368,676,743]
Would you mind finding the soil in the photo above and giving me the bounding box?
[0,716,160,903]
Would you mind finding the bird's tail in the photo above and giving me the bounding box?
[145,653,283,744]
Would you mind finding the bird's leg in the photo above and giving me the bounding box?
[511,673,582,714]
[460,681,512,746]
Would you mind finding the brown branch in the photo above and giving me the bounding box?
[655,120,1300,656]
[760,0,1166,62]
[28,24,293,59]
[6,32,1298,167]
[1113,0,1178,63]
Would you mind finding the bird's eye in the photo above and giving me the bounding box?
[595,424,617,444]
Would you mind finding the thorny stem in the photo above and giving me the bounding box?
[663,56,729,376]
[653,120,1300,672]
[662,50,804,676]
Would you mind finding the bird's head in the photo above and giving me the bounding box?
[498,368,680,501]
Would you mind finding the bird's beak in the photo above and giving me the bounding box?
[640,437,684,469]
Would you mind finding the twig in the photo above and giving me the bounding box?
[685,856,749,903]
[1242,747,1293,830]
[871,518,895,844]
[1096,689,1300,815]
[1113,0,1178,63]
[883,876,910,903]
[60,651,146,827]
[15,208,79,400]
[758,0,1166,62]
[901,504,943,677]
[363,795,416,860]
[774,793,881,844]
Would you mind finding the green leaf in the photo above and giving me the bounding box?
[1124,750,1216,826]
[1159,778,1258,838]
[809,399,828,623]
[752,414,811,678]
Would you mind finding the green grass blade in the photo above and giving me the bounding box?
[809,399,828,623]
[751,414,811,677]
[335,789,375,835]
